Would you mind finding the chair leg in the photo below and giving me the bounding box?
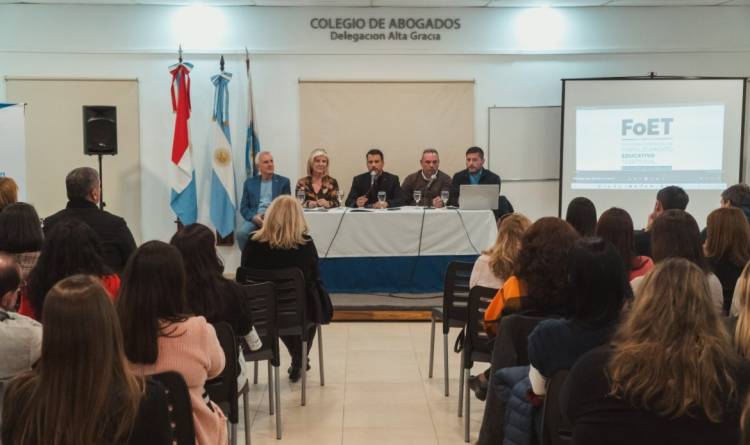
[457,352,465,417]
[231,421,238,445]
[274,366,282,440]
[464,369,471,443]
[242,383,251,445]
[428,316,436,378]
[443,333,449,397]
[301,340,308,406]
[253,361,259,385]
[267,361,274,415]
[317,325,325,387]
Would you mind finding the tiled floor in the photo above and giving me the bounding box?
[236,322,487,445]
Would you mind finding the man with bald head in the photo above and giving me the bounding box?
[0,254,42,407]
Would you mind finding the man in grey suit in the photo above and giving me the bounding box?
[236,151,291,249]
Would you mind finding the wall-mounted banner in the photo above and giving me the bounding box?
[310,17,462,43]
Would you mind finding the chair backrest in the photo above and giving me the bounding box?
[541,369,572,445]
[236,266,309,340]
[442,261,475,333]
[205,322,239,423]
[151,371,196,445]
[237,279,281,367]
[492,313,550,371]
[464,285,498,366]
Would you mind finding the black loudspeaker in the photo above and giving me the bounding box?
[83,105,117,155]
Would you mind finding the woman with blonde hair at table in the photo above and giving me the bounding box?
[296,148,340,208]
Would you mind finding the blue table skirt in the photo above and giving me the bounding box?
[320,255,479,293]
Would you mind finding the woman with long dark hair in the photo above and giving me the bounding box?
[704,207,750,314]
[21,219,119,321]
[0,202,44,283]
[2,274,170,445]
[596,207,653,281]
[117,241,227,445]
[565,197,597,237]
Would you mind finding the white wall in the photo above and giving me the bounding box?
[1,4,749,267]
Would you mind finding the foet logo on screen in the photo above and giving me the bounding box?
[621,118,674,136]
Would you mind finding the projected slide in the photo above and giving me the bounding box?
[573,104,726,190]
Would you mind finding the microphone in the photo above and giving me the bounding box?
[426,173,437,190]
[370,169,377,187]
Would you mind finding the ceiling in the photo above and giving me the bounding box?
[1,0,748,6]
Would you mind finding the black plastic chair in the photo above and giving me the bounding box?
[236,278,283,439]
[540,369,572,445]
[428,261,474,397]
[205,322,248,445]
[237,266,324,408]
[151,371,196,445]
[460,285,498,442]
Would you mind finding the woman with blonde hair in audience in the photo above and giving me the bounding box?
[296,148,340,208]
[241,195,333,381]
[117,241,227,445]
[469,213,531,290]
[2,274,170,445]
[730,262,750,355]
[563,258,749,445]
[630,209,723,313]
[704,207,750,314]
[0,177,18,212]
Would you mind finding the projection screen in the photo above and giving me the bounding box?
[560,78,746,229]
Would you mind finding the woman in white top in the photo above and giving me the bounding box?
[470,213,531,290]
[630,209,723,313]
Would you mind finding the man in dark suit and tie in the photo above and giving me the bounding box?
[236,150,291,249]
[345,148,405,209]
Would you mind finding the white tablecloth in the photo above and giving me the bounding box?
[304,207,497,258]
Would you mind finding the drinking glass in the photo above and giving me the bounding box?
[440,190,449,209]
[337,190,345,208]
[377,191,386,207]
[413,190,422,207]
[296,190,306,206]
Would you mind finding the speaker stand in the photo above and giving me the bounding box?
[97,154,106,210]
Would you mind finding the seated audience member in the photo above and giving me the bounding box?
[237,150,291,250]
[401,148,452,207]
[720,183,750,222]
[296,148,340,208]
[631,209,723,313]
[528,238,630,396]
[596,207,653,281]
[0,254,41,409]
[117,241,227,445]
[170,223,258,345]
[484,217,580,328]
[732,262,750,358]
[2,275,170,445]
[0,177,18,213]
[21,219,120,321]
[704,207,750,314]
[241,195,334,382]
[0,202,44,283]
[470,217,579,399]
[634,185,689,256]
[565,197,597,237]
[743,393,750,445]
[469,213,531,290]
[43,167,137,273]
[448,147,506,216]
[345,148,405,208]
[562,258,748,445]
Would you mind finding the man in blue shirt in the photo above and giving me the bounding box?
[448,146,502,203]
[236,151,291,249]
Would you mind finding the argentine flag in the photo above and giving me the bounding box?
[169,62,198,225]
[209,71,237,238]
